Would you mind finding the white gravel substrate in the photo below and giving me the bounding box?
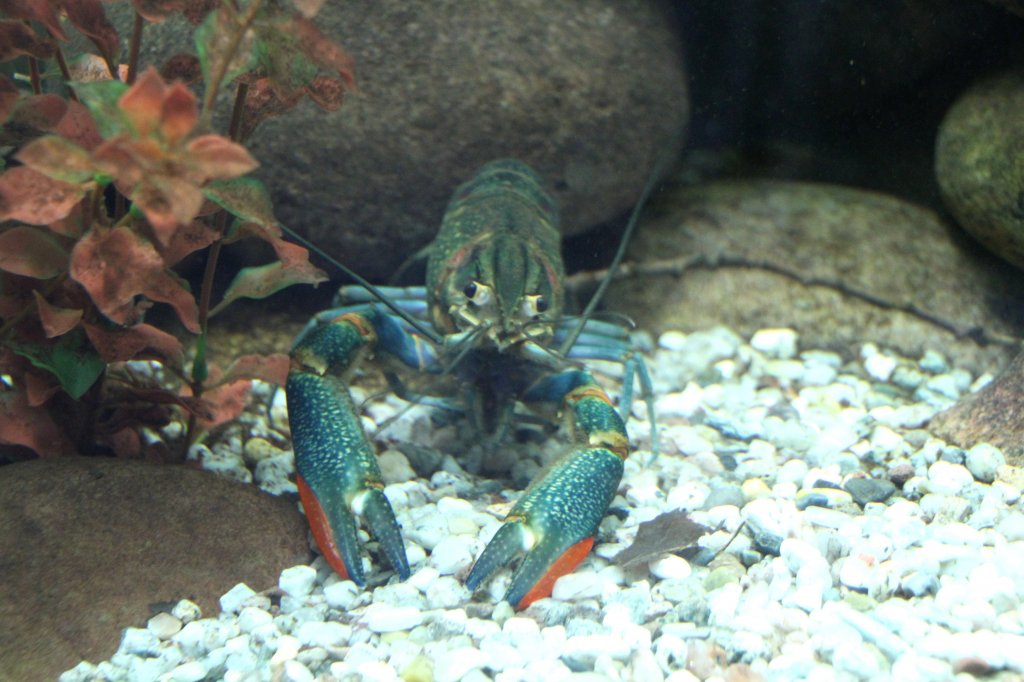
[62,326,1024,682]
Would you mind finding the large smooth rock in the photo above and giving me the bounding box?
[936,71,1024,270]
[930,349,1024,464]
[0,458,310,681]
[243,1,688,278]
[604,179,1024,375]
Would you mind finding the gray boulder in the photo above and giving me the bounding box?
[247,0,688,277]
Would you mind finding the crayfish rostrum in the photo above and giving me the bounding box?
[286,160,653,609]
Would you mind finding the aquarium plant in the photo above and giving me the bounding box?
[0,0,351,459]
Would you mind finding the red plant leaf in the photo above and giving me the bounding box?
[209,252,326,317]
[143,269,200,333]
[9,94,68,135]
[161,219,219,267]
[0,225,68,278]
[133,173,206,241]
[0,0,67,40]
[194,378,251,430]
[91,135,146,189]
[271,234,318,269]
[0,166,86,225]
[0,389,76,456]
[119,67,166,137]
[69,226,164,326]
[212,352,289,388]
[237,76,304,140]
[160,53,202,84]
[34,291,83,338]
[131,0,215,23]
[105,426,142,458]
[16,134,95,183]
[228,218,283,244]
[23,367,60,406]
[291,16,355,90]
[0,74,17,122]
[49,203,87,238]
[1,94,70,157]
[54,99,103,151]
[159,82,198,145]
[305,74,345,111]
[186,135,259,179]
[83,321,184,368]
[63,0,120,67]
[0,20,55,61]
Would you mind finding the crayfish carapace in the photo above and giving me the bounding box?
[286,159,655,609]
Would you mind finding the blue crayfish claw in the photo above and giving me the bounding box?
[297,475,410,585]
[466,445,624,609]
[287,324,413,585]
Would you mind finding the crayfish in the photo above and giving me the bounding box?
[286,160,655,609]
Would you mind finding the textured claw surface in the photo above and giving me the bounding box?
[465,522,527,592]
[359,488,411,580]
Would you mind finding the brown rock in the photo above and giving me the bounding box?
[0,457,310,680]
[930,349,1024,465]
[603,179,1024,375]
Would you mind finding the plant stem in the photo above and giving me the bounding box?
[227,80,249,141]
[182,79,251,454]
[27,57,41,94]
[126,12,144,84]
[199,0,264,126]
[53,48,79,102]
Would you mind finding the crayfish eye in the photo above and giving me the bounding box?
[522,294,549,319]
[463,282,478,299]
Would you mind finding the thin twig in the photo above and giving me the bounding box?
[53,48,79,102]
[566,254,1023,348]
[27,56,41,94]
[125,12,144,84]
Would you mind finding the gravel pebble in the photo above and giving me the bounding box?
[965,443,1006,483]
[219,583,257,614]
[64,329,1024,681]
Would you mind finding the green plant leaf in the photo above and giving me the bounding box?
[74,79,129,138]
[253,26,318,95]
[12,328,105,400]
[203,176,276,227]
[195,5,256,91]
[210,258,325,316]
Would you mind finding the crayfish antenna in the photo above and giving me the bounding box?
[558,157,670,356]
[278,222,444,345]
